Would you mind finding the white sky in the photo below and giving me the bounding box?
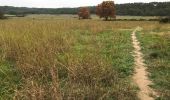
[0,0,169,8]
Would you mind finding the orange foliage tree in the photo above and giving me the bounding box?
[96,1,116,21]
[78,7,90,19]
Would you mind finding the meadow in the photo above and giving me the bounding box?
[137,26,170,99]
[0,15,170,99]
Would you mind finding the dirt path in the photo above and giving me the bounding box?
[132,27,157,100]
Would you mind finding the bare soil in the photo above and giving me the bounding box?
[132,27,157,100]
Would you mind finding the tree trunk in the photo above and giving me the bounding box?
[105,16,108,21]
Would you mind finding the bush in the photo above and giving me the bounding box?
[148,19,159,21]
[0,11,5,19]
[159,17,170,23]
[138,19,145,21]
[16,14,26,17]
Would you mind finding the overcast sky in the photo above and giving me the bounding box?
[0,0,169,8]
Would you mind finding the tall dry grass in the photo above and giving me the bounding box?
[0,18,169,99]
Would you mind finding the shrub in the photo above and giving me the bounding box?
[16,12,26,17]
[0,11,6,19]
[159,17,170,23]
[148,19,159,21]
[16,14,26,17]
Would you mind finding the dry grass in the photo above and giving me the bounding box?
[0,17,169,99]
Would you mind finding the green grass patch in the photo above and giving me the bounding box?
[70,30,137,99]
[0,61,22,99]
[137,32,170,100]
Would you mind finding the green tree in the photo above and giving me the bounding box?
[0,10,4,19]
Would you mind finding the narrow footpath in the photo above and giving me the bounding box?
[132,27,157,100]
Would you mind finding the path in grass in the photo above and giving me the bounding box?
[132,27,157,100]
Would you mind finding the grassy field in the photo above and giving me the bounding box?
[9,14,159,20]
[137,27,170,100]
[0,16,169,99]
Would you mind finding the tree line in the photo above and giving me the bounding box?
[0,2,170,16]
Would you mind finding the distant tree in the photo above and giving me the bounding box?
[78,7,90,19]
[0,10,5,19]
[16,12,26,17]
[159,16,170,23]
[8,11,17,15]
[96,1,116,21]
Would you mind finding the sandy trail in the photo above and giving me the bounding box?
[132,27,157,100]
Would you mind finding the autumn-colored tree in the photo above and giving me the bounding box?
[96,1,116,21]
[78,7,90,19]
